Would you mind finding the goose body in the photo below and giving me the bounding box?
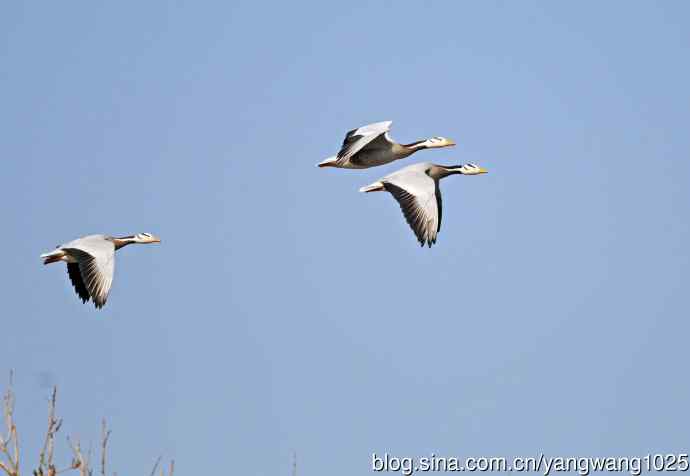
[41,233,160,308]
[360,163,487,247]
[318,121,455,169]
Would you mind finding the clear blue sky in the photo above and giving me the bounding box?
[2,1,689,474]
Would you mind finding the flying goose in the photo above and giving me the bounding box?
[360,163,487,247]
[317,121,456,169]
[41,233,160,308]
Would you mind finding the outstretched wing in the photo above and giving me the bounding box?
[383,169,440,247]
[62,237,116,308]
[335,121,392,166]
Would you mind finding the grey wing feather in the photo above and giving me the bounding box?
[382,170,440,247]
[62,236,115,308]
[67,263,90,304]
[348,133,397,167]
[435,182,443,233]
[336,121,392,166]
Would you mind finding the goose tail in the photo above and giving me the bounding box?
[359,181,385,193]
[40,249,64,265]
[317,156,338,168]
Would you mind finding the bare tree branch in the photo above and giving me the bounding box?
[0,460,12,476]
[38,386,62,476]
[11,424,18,476]
[1,373,18,476]
[67,436,92,476]
[2,376,173,476]
[148,456,162,476]
[99,420,110,476]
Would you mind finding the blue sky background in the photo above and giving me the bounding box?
[2,1,689,474]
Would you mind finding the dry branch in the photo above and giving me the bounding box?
[37,386,62,476]
[148,456,162,476]
[0,377,174,476]
[1,376,19,476]
[99,420,110,476]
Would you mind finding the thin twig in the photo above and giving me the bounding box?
[149,456,162,476]
[2,377,172,476]
[0,438,9,476]
[39,386,61,472]
[10,423,18,476]
[0,460,12,476]
[1,374,18,476]
[67,436,91,476]
[88,444,94,476]
[48,415,61,468]
[100,420,110,476]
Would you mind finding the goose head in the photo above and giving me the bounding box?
[133,232,161,244]
[111,232,161,250]
[422,136,456,149]
[455,163,488,175]
[434,163,488,178]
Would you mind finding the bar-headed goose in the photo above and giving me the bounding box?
[360,163,487,247]
[41,233,161,308]
[318,121,456,169]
